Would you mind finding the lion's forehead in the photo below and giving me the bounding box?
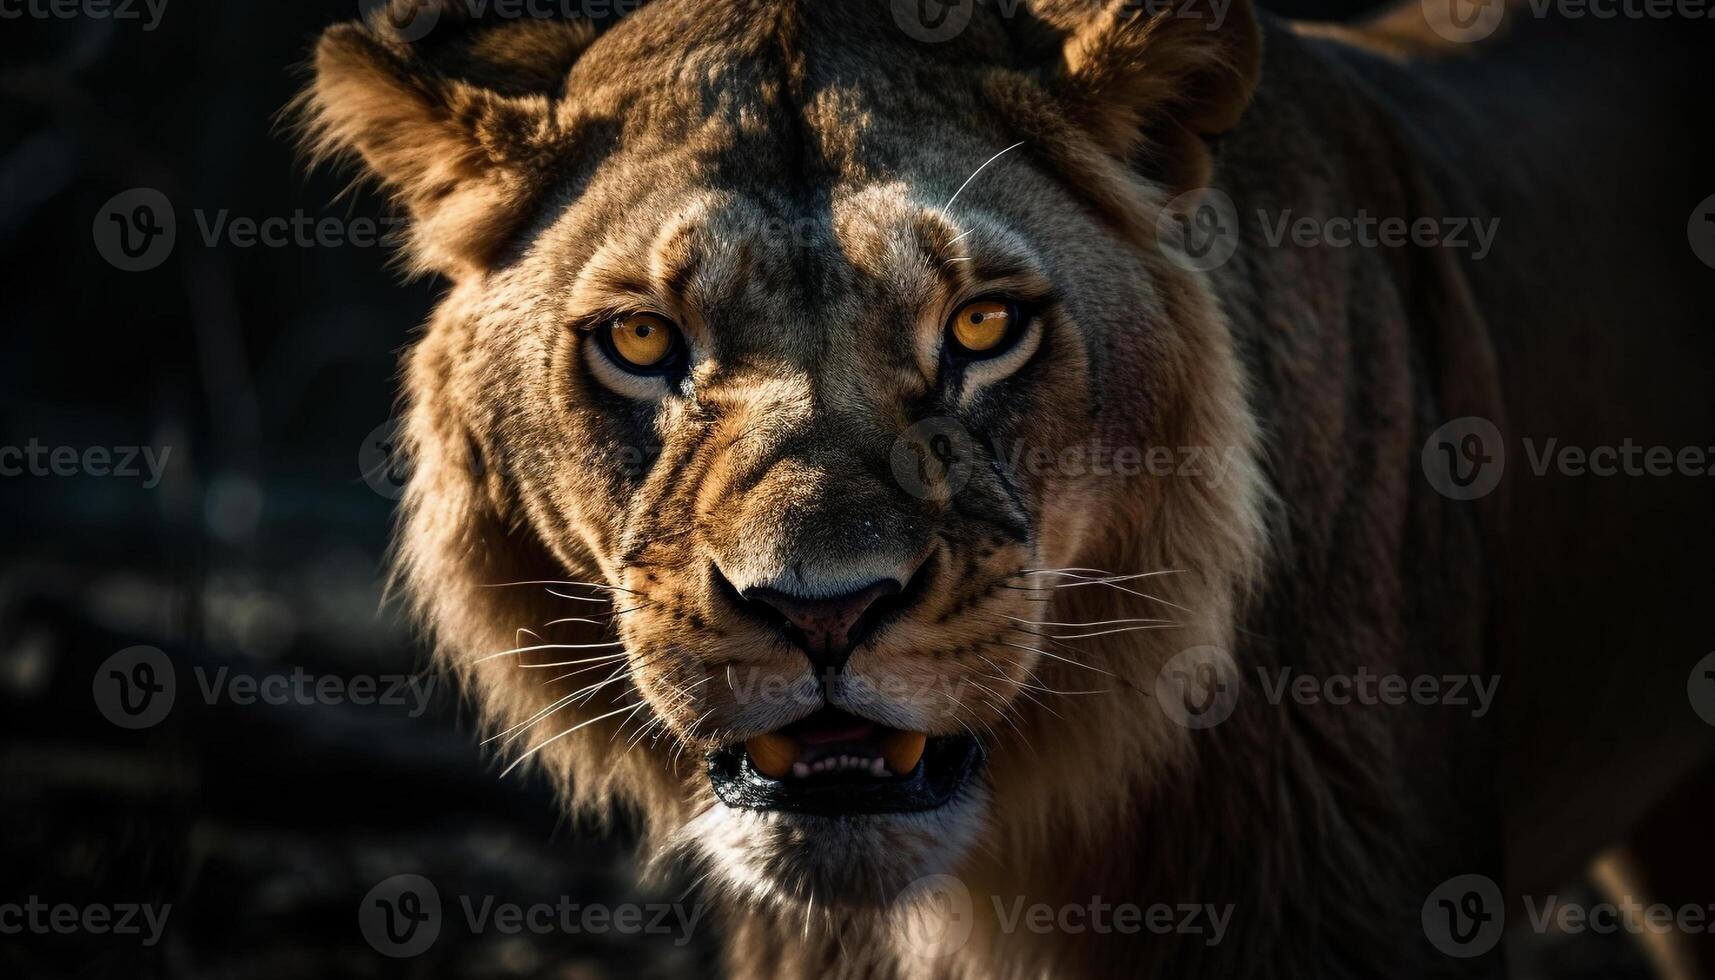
[551,176,992,358]
[565,0,1012,141]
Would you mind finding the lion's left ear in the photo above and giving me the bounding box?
[295,4,601,278]
[1050,0,1261,187]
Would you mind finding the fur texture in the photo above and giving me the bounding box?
[298,1,1715,977]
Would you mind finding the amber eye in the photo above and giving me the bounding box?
[947,299,1019,358]
[605,313,681,371]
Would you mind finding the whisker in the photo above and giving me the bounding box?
[940,688,1009,748]
[1043,580,1194,613]
[999,641,1118,677]
[1040,624,1182,641]
[502,700,649,777]
[986,673,1110,697]
[517,650,632,668]
[545,589,615,604]
[480,579,642,595]
[472,641,625,664]
[940,140,1026,220]
[561,669,641,706]
[1024,569,1183,584]
[569,667,632,706]
[538,655,633,686]
[974,679,1049,724]
[483,692,582,745]
[974,653,1054,718]
[1005,616,1174,628]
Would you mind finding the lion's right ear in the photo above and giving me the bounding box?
[1043,0,1262,191]
[297,10,599,277]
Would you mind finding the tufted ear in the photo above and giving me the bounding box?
[1046,0,1262,189]
[296,2,601,277]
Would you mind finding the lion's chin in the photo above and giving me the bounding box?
[682,706,989,906]
[683,782,990,910]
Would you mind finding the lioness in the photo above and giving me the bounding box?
[301,0,1715,976]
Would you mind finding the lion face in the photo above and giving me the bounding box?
[305,0,1264,911]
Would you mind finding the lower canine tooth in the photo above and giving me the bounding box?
[745,733,797,779]
[882,731,928,775]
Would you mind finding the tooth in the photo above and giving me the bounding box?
[882,731,928,775]
[745,733,797,779]
[792,762,810,779]
[871,758,886,776]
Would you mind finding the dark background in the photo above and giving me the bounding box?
[0,1,1658,977]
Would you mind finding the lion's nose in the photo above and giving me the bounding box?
[737,579,903,672]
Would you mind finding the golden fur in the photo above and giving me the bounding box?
[299,1,1715,976]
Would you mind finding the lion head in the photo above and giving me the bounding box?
[302,0,1267,940]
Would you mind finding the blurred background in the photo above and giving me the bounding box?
[0,0,1664,977]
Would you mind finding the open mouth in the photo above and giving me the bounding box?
[708,708,983,816]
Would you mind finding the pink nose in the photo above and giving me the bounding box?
[740,579,902,671]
